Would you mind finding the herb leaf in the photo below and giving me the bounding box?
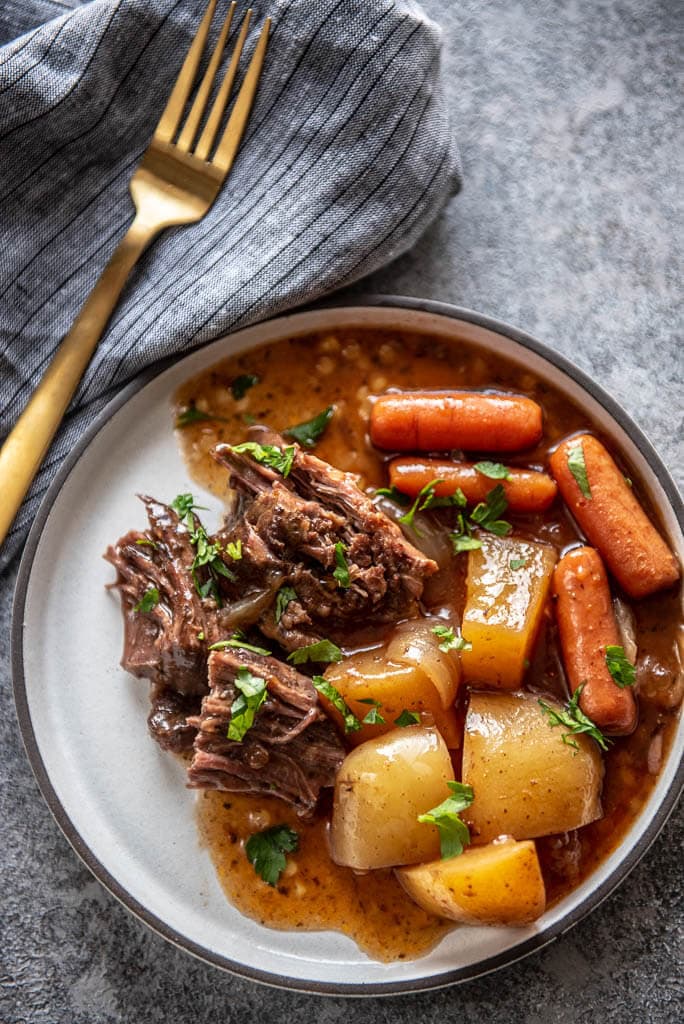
[510,557,527,570]
[469,484,512,536]
[275,585,298,624]
[431,625,472,653]
[232,441,295,478]
[358,698,386,725]
[245,825,299,886]
[224,540,242,560]
[135,537,158,549]
[287,639,343,665]
[417,781,474,859]
[312,676,362,733]
[474,461,510,480]
[170,493,234,605]
[538,684,610,751]
[332,541,351,589]
[394,709,421,727]
[605,645,636,688]
[134,587,159,613]
[209,630,272,657]
[228,667,267,741]
[231,374,259,400]
[374,486,412,507]
[567,442,592,499]
[284,406,334,447]
[175,403,227,428]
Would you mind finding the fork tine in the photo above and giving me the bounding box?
[211,16,270,174]
[177,2,237,152]
[154,0,218,145]
[194,8,253,161]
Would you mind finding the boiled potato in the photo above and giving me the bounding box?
[396,838,546,926]
[324,619,462,747]
[460,536,556,689]
[462,691,603,842]
[330,726,454,869]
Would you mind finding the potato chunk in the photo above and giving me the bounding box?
[396,838,546,926]
[462,692,603,842]
[330,726,454,869]
[324,619,462,747]
[460,536,557,689]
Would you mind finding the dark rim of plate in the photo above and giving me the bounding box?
[11,296,684,997]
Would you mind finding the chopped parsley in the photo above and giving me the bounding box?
[567,442,592,499]
[312,676,361,733]
[469,484,512,536]
[394,709,421,727]
[284,405,334,447]
[133,587,159,613]
[474,461,510,480]
[397,479,467,534]
[332,541,351,589]
[431,624,472,653]
[538,684,610,752]
[170,493,236,605]
[209,630,272,656]
[232,441,295,478]
[175,403,227,428]
[245,825,299,886]
[509,557,527,570]
[231,374,259,400]
[135,537,157,549]
[358,698,386,725]
[417,781,474,859]
[224,539,242,561]
[374,485,411,507]
[287,639,343,665]
[605,645,636,688]
[227,667,267,741]
[275,585,298,624]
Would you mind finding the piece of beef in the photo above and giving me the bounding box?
[148,688,200,754]
[187,650,344,816]
[212,429,437,650]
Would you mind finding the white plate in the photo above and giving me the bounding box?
[12,300,684,994]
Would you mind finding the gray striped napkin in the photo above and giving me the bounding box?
[0,0,461,571]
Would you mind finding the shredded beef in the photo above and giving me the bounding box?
[187,650,344,816]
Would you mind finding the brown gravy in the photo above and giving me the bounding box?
[176,327,682,960]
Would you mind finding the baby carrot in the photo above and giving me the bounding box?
[553,546,637,735]
[370,391,543,453]
[549,434,679,598]
[388,458,558,514]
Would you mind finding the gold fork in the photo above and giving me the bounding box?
[0,1,270,546]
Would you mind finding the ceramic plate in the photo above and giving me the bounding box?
[12,299,684,994]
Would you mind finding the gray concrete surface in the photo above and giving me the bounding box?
[1,0,682,1021]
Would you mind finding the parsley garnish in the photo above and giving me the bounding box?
[312,676,361,733]
[170,493,235,605]
[227,667,267,741]
[224,539,242,560]
[567,442,592,499]
[332,541,351,589]
[284,406,334,447]
[394,709,421,727]
[375,485,411,506]
[605,645,636,688]
[232,441,295,478]
[135,537,158,549]
[469,484,512,536]
[358,698,386,725]
[287,639,343,665]
[231,374,259,400]
[450,516,483,553]
[175,403,227,428]
[275,585,298,624]
[474,461,510,480]
[417,781,474,859]
[538,684,610,752]
[133,587,159,613]
[509,557,527,570]
[209,630,272,656]
[245,825,299,886]
[397,479,467,534]
[431,625,472,653]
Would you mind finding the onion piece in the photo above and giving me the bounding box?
[385,618,460,708]
[613,597,638,664]
[372,496,453,571]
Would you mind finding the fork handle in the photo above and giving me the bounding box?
[0,215,159,548]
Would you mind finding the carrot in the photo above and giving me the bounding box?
[389,458,557,514]
[370,391,543,453]
[553,547,637,735]
[549,434,679,598]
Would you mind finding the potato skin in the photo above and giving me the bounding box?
[396,838,546,926]
[329,726,454,870]
[462,691,603,843]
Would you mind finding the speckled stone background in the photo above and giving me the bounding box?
[1,0,682,1021]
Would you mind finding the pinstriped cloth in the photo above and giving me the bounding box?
[0,0,461,570]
